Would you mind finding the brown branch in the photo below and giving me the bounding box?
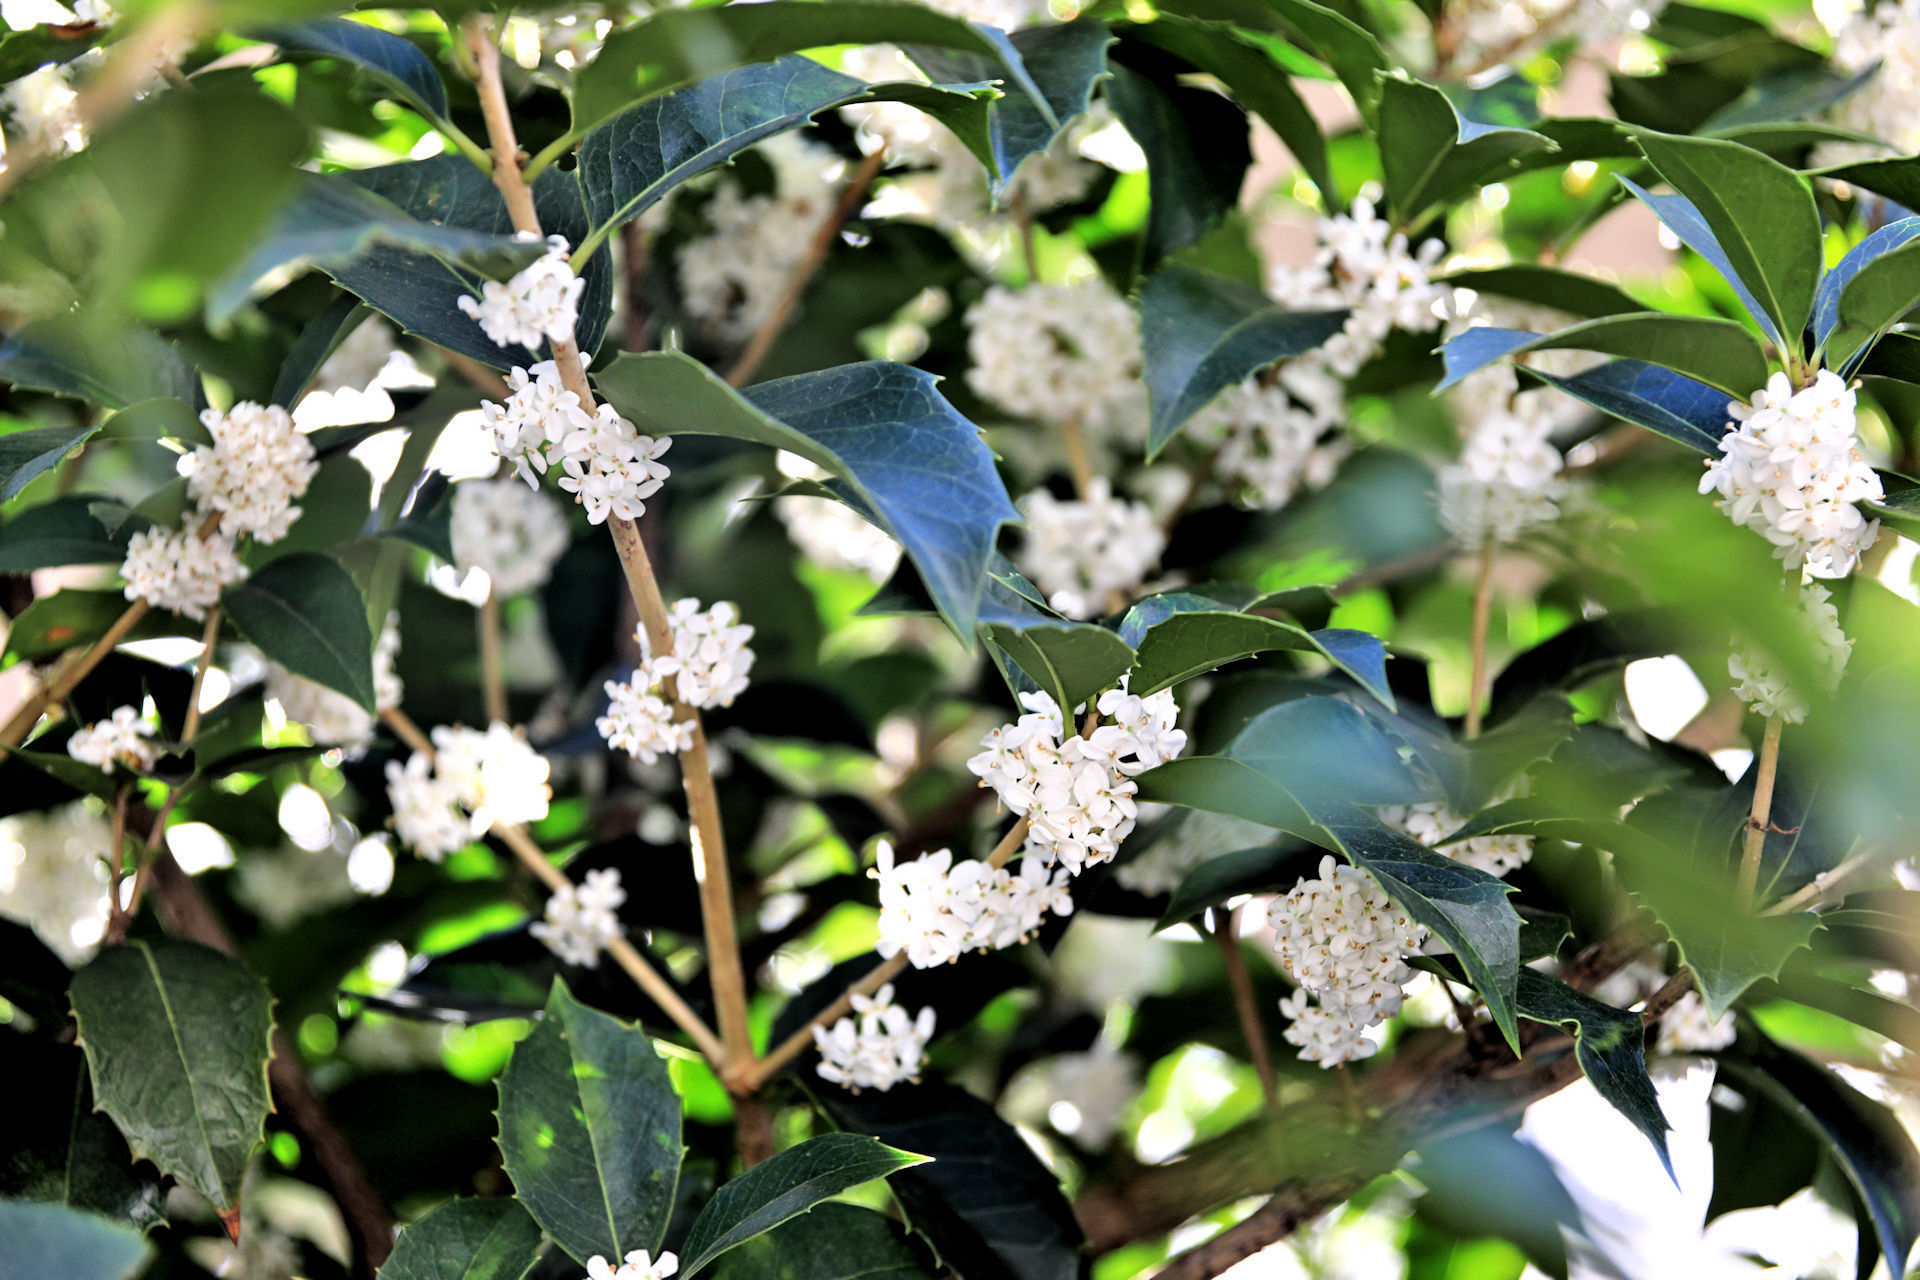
[1737,715,1784,907]
[478,595,508,725]
[1215,907,1277,1110]
[180,605,221,745]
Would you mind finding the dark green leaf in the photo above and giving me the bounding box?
[223,552,376,712]
[1626,136,1822,348]
[0,315,196,410]
[0,1202,151,1280]
[257,18,451,125]
[1437,264,1647,319]
[0,496,127,571]
[1524,358,1732,455]
[710,1203,931,1280]
[1487,610,1698,726]
[270,295,368,408]
[1156,841,1317,929]
[597,353,1018,638]
[1822,219,1920,377]
[67,939,274,1211]
[1,588,192,662]
[0,424,94,505]
[1515,969,1673,1177]
[1700,62,1876,133]
[1106,60,1251,268]
[1815,155,1920,210]
[1865,485,1920,532]
[1154,0,1388,121]
[96,397,209,446]
[1127,609,1392,706]
[0,1034,167,1232]
[984,621,1135,715]
[1138,261,1347,456]
[1376,75,1555,222]
[377,1198,545,1280]
[497,980,683,1266]
[3,745,129,800]
[680,1133,926,1275]
[1438,313,1770,400]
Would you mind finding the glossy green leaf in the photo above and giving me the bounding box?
[1486,610,1698,727]
[497,981,683,1266]
[0,424,94,505]
[1154,0,1387,120]
[0,495,128,570]
[270,295,368,408]
[0,1034,167,1232]
[378,1198,545,1280]
[223,552,377,712]
[1438,313,1769,400]
[1514,969,1673,1177]
[1137,261,1347,456]
[1127,608,1392,706]
[597,352,1018,638]
[1437,263,1647,319]
[1107,59,1251,268]
[95,397,209,446]
[984,621,1135,716]
[0,1202,152,1280]
[0,315,196,410]
[1823,220,1920,377]
[710,1203,931,1280]
[1156,840,1317,928]
[1524,359,1732,455]
[680,1133,926,1275]
[1815,155,1920,210]
[1629,136,1822,349]
[256,18,451,125]
[67,939,275,1212]
[1376,75,1556,222]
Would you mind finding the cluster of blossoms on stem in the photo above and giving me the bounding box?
[531,867,626,967]
[1268,855,1426,1066]
[1193,379,1351,513]
[0,801,113,965]
[1816,0,1920,166]
[66,704,158,773]
[450,476,572,598]
[597,600,755,762]
[266,613,404,757]
[1,61,82,156]
[1436,372,1569,547]
[774,492,903,581]
[481,362,673,526]
[1656,990,1738,1055]
[813,983,938,1092]
[1015,479,1166,620]
[385,723,552,861]
[966,280,1146,444]
[1268,196,1452,380]
[1700,370,1883,579]
[583,1249,677,1280]
[458,233,582,349]
[1378,797,1534,878]
[1728,583,1853,724]
[870,838,1073,969]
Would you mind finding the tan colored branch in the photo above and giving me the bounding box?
[1216,906,1278,1110]
[1737,715,1785,907]
[181,605,221,745]
[478,595,508,725]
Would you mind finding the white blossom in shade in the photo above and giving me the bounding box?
[596,678,692,763]
[1,62,82,157]
[1728,582,1853,724]
[267,613,403,756]
[531,867,626,968]
[1115,806,1277,895]
[1436,378,1568,548]
[966,281,1145,436]
[812,982,937,1092]
[1700,370,1883,579]
[1655,990,1737,1055]
[0,801,113,965]
[1279,990,1379,1067]
[1378,799,1533,878]
[482,361,593,485]
[1004,1043,1141,1150]
[1015,480,1165,620]
[430,723,552,830]
[643,598,755,710]
[774,493,901,581]
[1194,378,1350,512]
[66,705,158,773]
[383,752,472,861]
[554,402,674,526]
[583,1251,678,1280]
[120,526,247,620]
[458,233,583,350]
[1268,855,1424,1023]
[450,476,571,598]
[678,132,844,341]
[233,847,359,929]
[1815,0,1920,167]
[1266,196,1451,378]
[179,401,319,544]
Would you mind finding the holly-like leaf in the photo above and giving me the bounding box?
[223,551,375,711]
[984,621,1135,716]
[1376,75,1556,222]
[1820,218,1920,378]
[0,315,196,410]
[1486,610,1698,727]
[1515,969,1673,1177]
[1127,608,1392,707]
[1623,136,1823,349]
[1137,261,1347,456]
[256,18,451,126]
[377,1198,545,1280]
[596,353,1018,638]
[1107,58,1252,268]
[0,1202,152,1280]
[67,940,275,1213]
[1524,358,1732,455]
[711,1203,931,1280]
[679,1133,926,1276]
[496,981,683,1266]
[1437,313,1770,400]
[0,1034,167,1232]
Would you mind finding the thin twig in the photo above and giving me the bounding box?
[181,606,221,745]
[1010,186,1041,283]
[1764,849,1877,917]
[1737,715,1785,907]
[1464,542,1495,740]
[0,600,149,747]
[725,146,886,388]
[478,595,508,725]
[438,346,510,398]
[1060,416,1094,501]
[1215,906,1278,1110]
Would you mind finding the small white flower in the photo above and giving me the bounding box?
[120,526,248,620]
[66,705,158,773]
[1378,797,1533,878]
[531,867,626,968]
[384,752,472,862]
[597,679,693,763]
[450,476,572,598]
[812,982,936,1092]
[458,233,584,349]
[1268,854,1424,1024]
[1655,990,1736,1055]
[268,613,403,757]
[1728,582,1853,723]
[384,723,552,859]
[1279,989,1379,1067]
[641,598,755,710]
[1265,196,1451,378]
[1,63,83,157]
[179,401,319,544]
[1015,479,1165,620]
[1196,378,1351,512]
[966,280,1146,440]
[0,801,115,965]
[582,1248,679,1280]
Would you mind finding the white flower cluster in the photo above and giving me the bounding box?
[1817,0,1920,167]
[597,600,755,762]
[267,613,404,756]
[774,493,902,582]
[679,133,844,340]
[965,281,1145,438]
[584,1249,677,1280]
[1268,855,1425,1066]
[450,476,572,598]
[120,526,247,621]
[180,401,320,543]
[813,983,937,1092]
[531,867,626,967]
[1728,583,1853,724]
[967,681,1185,873]
[481,362,673,526]
[233,846,360,930]
[1003,1042,1141,1151]
[1446,0,1666,71]
[0,801,112,965]
[1194,378,1351,512]
[385,723,552,861]
[459,233,583,350]
[312,318,401,395]
[1654,990,1737,1055]
[1378,799,1533,877]
[871,838,1073,969]
[1268,196,1451,379]
[1701,371,1883,579]
[1015,479,1165,620]
[66,705,158,773]
[1437,376,1568,547]
[1,62,83,157]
